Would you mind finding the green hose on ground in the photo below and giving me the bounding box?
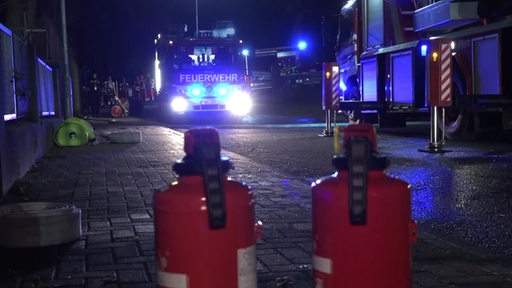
[63,117,96,141]
[54,122,89,147]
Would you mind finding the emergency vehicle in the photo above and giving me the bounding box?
[333,0,512,139]
[154,24,252,119]
[251,44,321,90]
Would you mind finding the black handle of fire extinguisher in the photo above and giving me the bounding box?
[347,137,370,225]
[197,139,226,230]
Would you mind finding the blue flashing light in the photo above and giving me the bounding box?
[297,41,308,51]
[218,86,228,95]
[421,44,428,56]
[187,84,205,99]
[242,49,249,56]
[339,78,347,91]
[214,83,231,100]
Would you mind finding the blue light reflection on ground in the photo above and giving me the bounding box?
[381,146,512,260]
[387,164,455,222]
[295,117,317,124]
[280,179,303,201]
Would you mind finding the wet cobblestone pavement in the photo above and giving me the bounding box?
[0,119,511,287]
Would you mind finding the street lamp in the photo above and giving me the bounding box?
[242,49,249,75]
[195,0,199,37]
[60,0,72,118]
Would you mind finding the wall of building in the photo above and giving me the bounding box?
[0,15,69,197]
[1,119,61,195]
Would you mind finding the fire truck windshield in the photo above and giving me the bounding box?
[171,43,242,71]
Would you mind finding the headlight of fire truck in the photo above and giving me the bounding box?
[170,96,188,112]
[226,90,252,116]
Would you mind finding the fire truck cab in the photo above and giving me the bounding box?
[335,0,512,139]
[155,24,252,119]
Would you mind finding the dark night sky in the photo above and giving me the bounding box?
[67,0,339,80]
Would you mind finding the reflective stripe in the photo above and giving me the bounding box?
[332,67,340,107]
[313,254,332,274]
[238,245,257,288]
[440,43,451,103]
[157,270,188,288]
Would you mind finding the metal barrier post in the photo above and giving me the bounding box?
[322,110,333,137]
[320,62,340,137]
[419,39,452,153]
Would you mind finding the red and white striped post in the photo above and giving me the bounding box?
[430,40,452,107]
[422,39,453,153]
[321,62,341,137]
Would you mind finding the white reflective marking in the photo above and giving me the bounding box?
[313,254,332,274]
[441,88,451,101]
[238,245,257,288]
[441,76,451,91]
[442,44,451,59]
[157,270,188,288]
[441,69,451,82]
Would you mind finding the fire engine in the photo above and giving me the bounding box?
[333,0,512,139]
[154,23,252,119]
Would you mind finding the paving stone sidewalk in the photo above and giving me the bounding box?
[0,119,511,288]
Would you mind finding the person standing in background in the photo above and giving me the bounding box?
[139,74,148,102]
[89,73,101,117]
[132,75,144,116]
[148,74,156,102]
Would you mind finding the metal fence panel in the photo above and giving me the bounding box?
[37,58,55,116]
[12,34,29,117]
[0,23,16,121]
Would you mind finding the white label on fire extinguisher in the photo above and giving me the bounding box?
[313,254,333,274]
[238,245,257,288]
[157,270,188,288]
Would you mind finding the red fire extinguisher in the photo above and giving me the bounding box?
[154,128,257,288]
[312,124,417,288]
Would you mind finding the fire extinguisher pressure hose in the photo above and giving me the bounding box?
[195,135,227,230]
[347,137,371,225]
